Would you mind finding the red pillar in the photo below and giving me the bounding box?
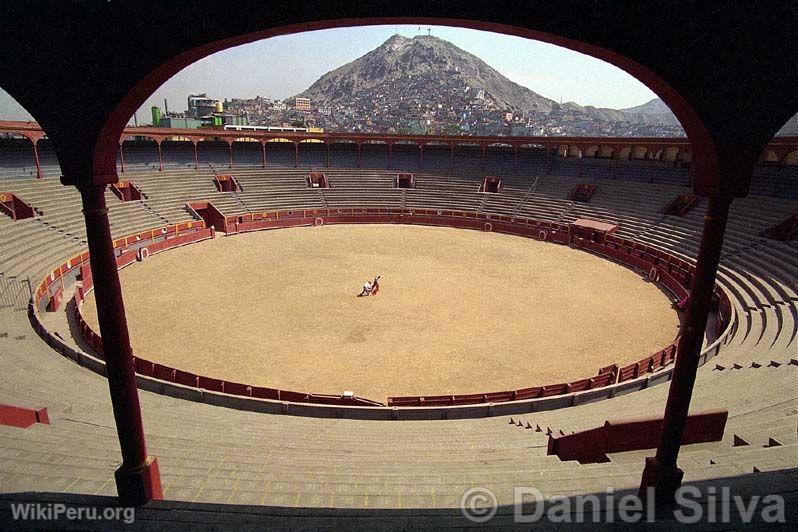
[294,142,299,168]
[481,145,486,169]
[639,195,732,504]
[31,141,42,179]
[357,143,362,168]
[228,142,233,168]
[156,142,163,172]
[78,185,162,505]
[419,144,424,170]
[513,146,518,171]
[578,153,583,177]
[193,142,199,170]
[326,142,330,168]
[388,143,392,169]
[449,144,454,171]
[118,143,125,174]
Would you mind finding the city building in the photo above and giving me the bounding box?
[187,93,218,118]
[292,97,311,111]
[159,116,202,129]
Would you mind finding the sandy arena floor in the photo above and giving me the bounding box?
[81,224,681,401]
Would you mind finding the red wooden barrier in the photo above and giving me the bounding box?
[589,372,615,388]
[540,383,568,397]
[0,403,50,429]
[197,376,224,392]
[46,285,63,312]
[173,369,198,387]
[548,409,728,463]
[566,378,591,393]
[514,387,542,400]
[618,363,638,382]
[0,192,35,220]
[222,381,251,396]
[452,393,487,405]
[250,386,280,400]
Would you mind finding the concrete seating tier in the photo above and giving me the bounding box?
[0,158,796,514]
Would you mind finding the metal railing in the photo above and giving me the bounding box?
[0,275,32,311]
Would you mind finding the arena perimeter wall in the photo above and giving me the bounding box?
[28,208,736,420]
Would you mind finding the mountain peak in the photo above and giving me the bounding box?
[381,34,411,49]
[295,34,555,114]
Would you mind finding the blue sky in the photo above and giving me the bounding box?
[0,24,660,122]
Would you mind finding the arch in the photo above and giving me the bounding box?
[759,149,779,164]
[266,137,293,143]
[617,146,632,160]
[0,129,50,179]
[596,145,614,159]
[784,150,798,166]
[566,145,581,158]
[583,145,599,158]
[630,146,649,160]
[661,146,681,163]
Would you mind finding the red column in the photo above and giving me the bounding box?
[326,142,330,168]
[357,143,362,168]
[32,141,42,179]
[119,143,125,174]
[578,153,583,177]
[78,185,162,505]
[639,195,732,504]
[449,144,454,171]
[481,145,486,169]
[513,146,518,171]
[419,144,424,170]
[228,142,233,168]
[260,142,266,168]
[193,142,199,170]
[388,143,392,169]
[156,142,163,172]
[294,142,299,168]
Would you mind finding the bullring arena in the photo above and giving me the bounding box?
[80,223,680,402]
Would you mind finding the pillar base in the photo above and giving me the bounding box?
[638,456,684,506]
[115,456,163,506]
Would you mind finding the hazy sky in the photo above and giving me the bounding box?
[0,24,660,122]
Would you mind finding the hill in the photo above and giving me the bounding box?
[296,34,556,115]
[290,35,685,136]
